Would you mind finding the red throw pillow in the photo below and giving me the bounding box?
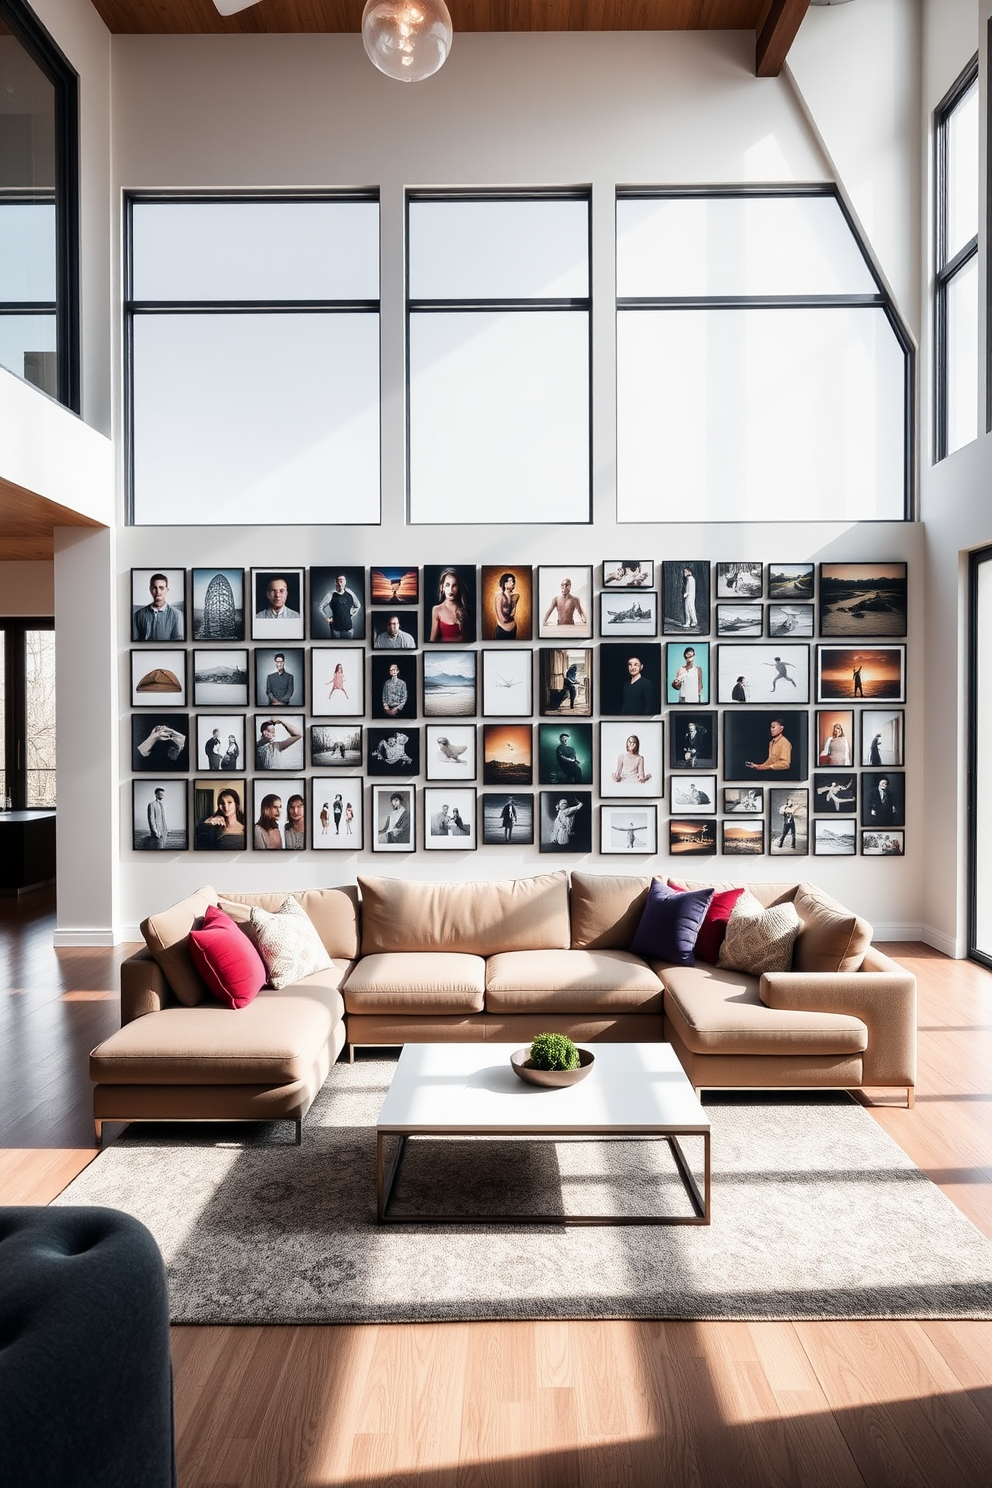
[189,904,266,1009]
[667,882,745,965]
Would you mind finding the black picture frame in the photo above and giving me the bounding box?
[251,779,307,851]
[423,649,476,718]
[661,560,710,635]
[131,648,187,708]
[860,770,906,828]
[309,724,362,768]
[665,640,710,706]
[768,604,814,638]
[310,646,365,718]
[366,726,421,777]
[372,784,416,852]
[481,565,534,642]
[537,566,593,640]
[538,722,593,786]
[482,724,533,786]
[598,643,660,717]
[311,778,363,850]
[252,713,306,773]
[191,567,245,641]
[812,771,858,815]
[769,787,809,857]
[370,567,419,606]
[538,791,592,853]
[309,566,366,641]
[813,819,857,856]
[132,778,188,851]
[669,711,717,771]
[423,787,477,849]
[816,645,906,704]
[722,711,809,782]
[131,712,190,773]
[716,562,762,600]
[717,643,809,705]
[721,820,764,856]
[254,647,306,709]
[768,563,814,601]
[192,648,249,708]
[538,647,592,717]
[130,567,187,643]
[423,564,477,644]
[425,724,477,781]
[482,792,535,846]
[716,603,763,638]
[371,611,419,649]
[250,568,305,641]
[818,562,907,638]
[371,652,419,721]
[600,805,658,855]
[668,819,717,857]
[195,714,245,775]
[598,590,658,637]
[192,777,248,852]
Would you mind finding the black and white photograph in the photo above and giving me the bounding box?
[813,819,857,856]
[538,722,593,786]
[817,645,905,703]
[723,711,809,782]
[716,604,762,638]
[669,819,717,856]
[251,568,305,641]
[426,724,476,780]
[192,648,249,707]
[666,641,709,705]
[603,560,654,589]
[310,725,362,768]
[371,653,418,721]
[482,793,535,846]
[537,566,593,640]
[309,566,366,641]
[598,590,657,637]
[768,563,814,601]
[769,787,809,856]
[312,778,362,849]
[599,721,662,798]
[723,786,764,814]
[131,649,186,708]
[423,564,477,645]
[600,806,658,855]
[861,770,906,829]
[191,567,244,641]
[424,787,477,850]
[251,779,307,850]
[481,566,533,642]
[862,709,905,767]
[371,611,418,649]
[253,714,305,772]
[669,711,716,771]
[539,791,592,853]
[310,647,365,718]
[813,772,858,814]
[370,567,419,606]
[769,604,814,638]
[539,648,592,717]
[598,643,660,717]
[862,829,905,856]
[196,715,244,774]
[722,821,764,855]
[717,643,809,704]
[481,648,533,717]
[192,778,248,851]
[132,779,187,851]
[366,726,420,777]
[131,713,189,773]
[662,560,709,636]
[131,568,186,643]
[716,562,762,600]
[373,784,415,852]
[818,562,907,638]
[669,773,717,815]
[423,649,476,718]
[482,724,533,786]
[816,710,855,768]
[254,647,305,709]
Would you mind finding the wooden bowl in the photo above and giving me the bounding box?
[510,1047,595,1088]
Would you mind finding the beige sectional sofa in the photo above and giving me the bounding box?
[91,870,917,1144]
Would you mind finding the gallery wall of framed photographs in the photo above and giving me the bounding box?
[127,559,908,860]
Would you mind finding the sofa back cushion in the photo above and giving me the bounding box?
[217,886,360,960]
[358,872,569,955]
[668,878,799,910]
[569,872,652,949]
[792,883,873,973]
[141,885,219,1007]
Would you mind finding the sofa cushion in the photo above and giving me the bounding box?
[342,952,486,1013]
[629,880,713,966]
[718,890,801,975]
[485,950,663,1014]
[189,904,266,1009]
[217,885,360,960]
[569,872,651,949]
[357,873,569,955]
[243,897,334,990]
[667,882,746,966]
[141,885,219,1007]
[659,962,869,1057]
[792,883,873,974]
[669,879,798,910]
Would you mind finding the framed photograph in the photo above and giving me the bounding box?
[603,560,654,589]
[818,562,907,638]
[540,647,593,717]
[813,772,858,814]
[192,778,248,851]
[768,563,814,601]
[250,568,305,641]
[310,724,362,768]
[666,641,710,705]
[254,647,305,709]
[861,709,905,767]
[716,603,762,638]
[367,727,420,777]
[312,778,363,850]
[539,791,592,853]
[426,724,476,780]
[717,643,808,704]
[370,567,419,606]
[130,568,186,643]
[815,710,855,770]
[817,645,905,703]
[423,564,477,645]
[131,713,189,773]
[669,711,716,771]
[481,565,533,642]
[600,806,658,856]
[662,560,710,636]
[482,724,533,786]
[861,771,906,828]
[309,566,366,641]
[716,562,762,600]
[769,787,809,857]
[195,714,244,774]
[538,722,593,786]
[482,648,533,717]
[723,786,764,814]
[862,829,905,856]
[599,720,662,798]
[251,778,307,851]
[723,711,808,782]
[371,611,419,650]
[131,649,186,708]
[599,590,658,637]
[482,792,535,846]
[537,566,593,640]
[372,784,415,852]
[598,643,660,717]
[310,647,365,718]
[253,714,305,772]
[669,819,717,856]
[813,818,857,856]
[722,821,764,856]
[423,649,476,718]
[769,604,814,638]
[371,653,418,721]
[192,648,248,708]
[132,779,188,852]
[670,773,717,815]
[424,787,477,850]
[191,567,244,642]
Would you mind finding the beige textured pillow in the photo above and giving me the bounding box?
[718,888,800,976]
[244,897,333,990]
[792,884,872,973]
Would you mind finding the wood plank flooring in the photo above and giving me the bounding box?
[3,896,992,1487]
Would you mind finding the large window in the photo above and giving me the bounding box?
[616,187,912,522]
[0,619,55,808]
[934,57,979,461]
[126,195,381,525]
[407,192,591,524]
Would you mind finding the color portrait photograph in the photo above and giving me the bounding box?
[310,647,365,717]
[669,711,716,771]
[669,819,717,856]
[599,720,662,798]
[816,710,855,770]
[192,778,248,852]
[426,724,476,780]
[723,711,808,782]
[537,566,592,639]
[669,773,717,815]
[192,648,248,707]
[424,564,477,644]
[769,603,814,638]
[662,560,710,635]
[131,712,189,773]
[309,566,366,641]
[367,726,420,777]
[813,819,857,856]
[723,786,764,814]
[768,563,814,601]
[769,787,809,856]
[818,562,907,637]
[538,722,592,786]
[423,649,476,717]
[371,653,418,721]
[817,645,905,703]
[667,641,709,705]
[717,643,808,704]
[196,714,244,774]
[373,784,415,852]
[312,778,363,850]
[131,649,186,708]
[310,724,362,768]
[716,561,762,599]
[482,793,534,846]
[603,560,654,589]
[424,787,476,850]
[191,567,244,641]
[482,723,533,786]
[862,709,905,767]
[539,791,592,853]
[600,806,658,855]
[132,779,187,852]
[254,647,305,709]
[598,643,660,717]
[371,611,418,649]
[861,770,906,829]
[370,567,419,606]
[251,568,304,641]
[481,648,532,717]
[131,568,186,643]
[599,590,658,637]
[253,714,305,772]
[539,647,592,716]
[722,821,764,855]
[481,565,533,642]
[251,779,307,851]
[813,771,858,814]
[716,604,762,638]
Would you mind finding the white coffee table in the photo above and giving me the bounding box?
[375,1042,710,1226]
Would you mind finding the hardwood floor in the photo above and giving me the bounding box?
[3,897,992,1487]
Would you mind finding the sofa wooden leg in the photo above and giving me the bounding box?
[907,1086,915,1109]
[94,1119,103,1148]
[294,1119,303,1146]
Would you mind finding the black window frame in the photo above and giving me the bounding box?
[0,616,55,811]
[968,543,992,966]
[934,54,979,463]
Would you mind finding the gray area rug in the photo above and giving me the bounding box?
[55,1058,992,1324]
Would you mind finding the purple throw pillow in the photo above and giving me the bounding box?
[629,879,714,966]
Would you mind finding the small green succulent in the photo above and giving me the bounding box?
[528,1032,580,1072]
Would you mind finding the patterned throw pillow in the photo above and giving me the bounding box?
[244,896,332,990]
[717,888,801,976]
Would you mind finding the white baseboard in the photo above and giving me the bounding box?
[53,927,121,947]
[921,924,962,959]
[872,923,923,943]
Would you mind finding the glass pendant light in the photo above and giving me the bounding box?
[361,0,453,83]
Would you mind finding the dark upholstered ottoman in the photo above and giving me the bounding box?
[0,1207,176,1488]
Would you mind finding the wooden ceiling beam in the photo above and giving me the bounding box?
[755,0,810,77]
[0,480,103,563]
